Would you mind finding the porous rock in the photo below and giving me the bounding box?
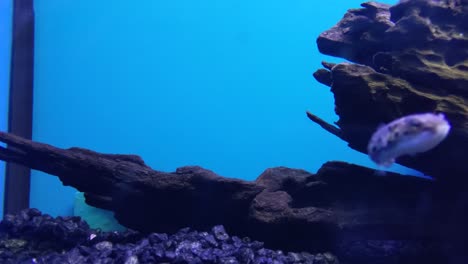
[310,0,468,182]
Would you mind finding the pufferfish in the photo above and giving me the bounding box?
[367,112,451,168]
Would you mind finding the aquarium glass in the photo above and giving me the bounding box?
[0,0,13,218]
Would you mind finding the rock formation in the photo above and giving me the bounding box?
[0,131,464,263]
[308,0,468,183]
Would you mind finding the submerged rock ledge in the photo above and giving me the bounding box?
[309,0,468,182]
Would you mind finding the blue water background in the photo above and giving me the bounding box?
[29,0,417,217]
[0,0,13,218]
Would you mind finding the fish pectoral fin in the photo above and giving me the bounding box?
[379,158,395,168]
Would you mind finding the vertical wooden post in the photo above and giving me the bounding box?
[4,0,34,215]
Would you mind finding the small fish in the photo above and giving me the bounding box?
[367,112,451,168]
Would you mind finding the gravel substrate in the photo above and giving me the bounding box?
[0,209,339,264]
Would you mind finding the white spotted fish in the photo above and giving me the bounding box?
[367,112,451,168]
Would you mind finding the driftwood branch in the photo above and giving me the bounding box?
[1,130,467,262]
